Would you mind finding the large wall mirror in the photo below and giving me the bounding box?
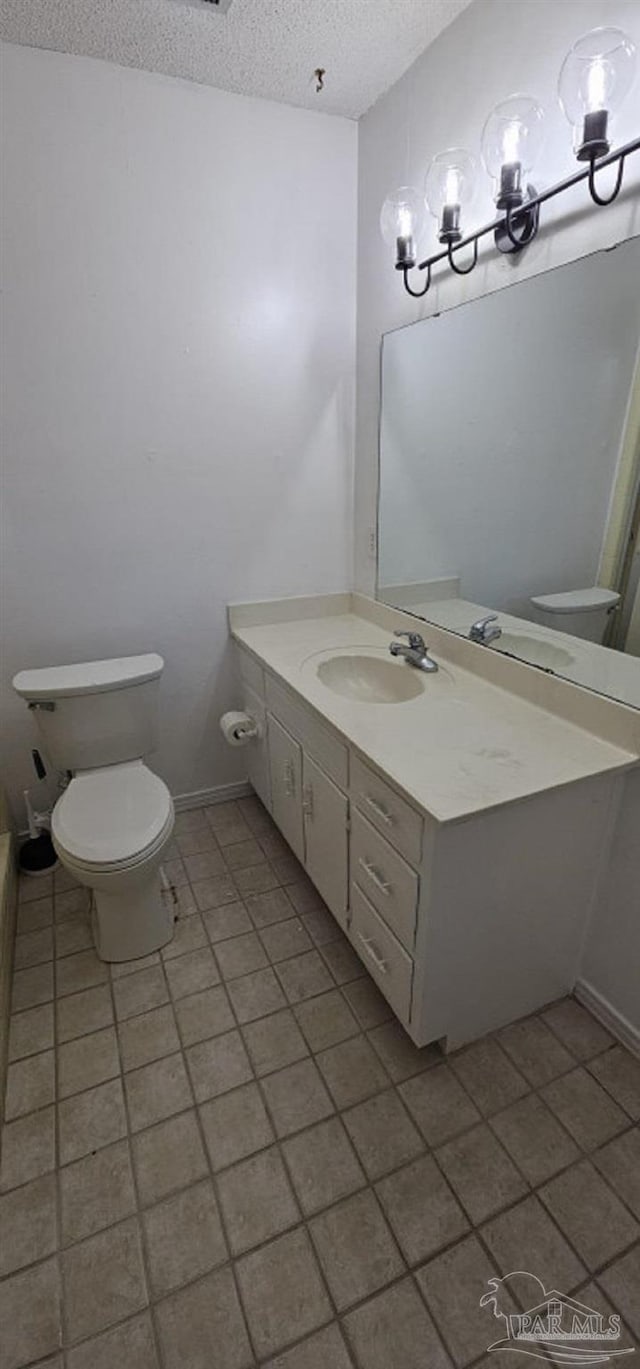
[377,237,640,710]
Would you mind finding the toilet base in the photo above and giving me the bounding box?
[92,869,175,962]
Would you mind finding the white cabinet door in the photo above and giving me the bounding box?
[241,680,271,813]
[303,754,349,928]
[268,713,304,863]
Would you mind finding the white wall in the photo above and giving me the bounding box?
[0,42,357,818]
[581,768,640,1033]
[356,0,640,1034]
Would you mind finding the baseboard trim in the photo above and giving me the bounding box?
[575,977,640,1058]
[172,781,253,813]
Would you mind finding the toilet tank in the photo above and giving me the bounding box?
[12,654,164,773]
[530,588,620,643]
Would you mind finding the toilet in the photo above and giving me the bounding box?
[529,587,621,643]
[13,654,175,962]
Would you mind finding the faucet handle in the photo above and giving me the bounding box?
[394,629,425,650]
[469,613,501,644]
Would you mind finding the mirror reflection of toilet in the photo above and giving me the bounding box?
[12,654,175,962]
[529,587,621,643]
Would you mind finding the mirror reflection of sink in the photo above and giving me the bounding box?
[316,654,425,703]
[494,633,575,672]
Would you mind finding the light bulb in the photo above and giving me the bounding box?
[425,149,476,243]
[380,187,426,269]
[502,121,521,166]
[444,168,461,205]
[586,58,608,112]
[558,27,637,160]
[481,95,545,208]
[397,206,413,237]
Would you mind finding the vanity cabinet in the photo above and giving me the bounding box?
[267,714,305,864]
[265,709,349,924]
[241,645,420,1025]
[234,638,623,1051]
[240,680,271,812]
[303,755,349,929]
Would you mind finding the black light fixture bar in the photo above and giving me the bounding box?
[402,135,640,298]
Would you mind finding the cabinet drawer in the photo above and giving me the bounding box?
[351,755,423,865]
[351,810,418,952]
[266,677,348,789]
[350,883,413,1024]
[235,644,265,700]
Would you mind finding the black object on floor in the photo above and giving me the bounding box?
[19,831,59,875]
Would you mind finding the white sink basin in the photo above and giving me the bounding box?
[495,632,575,672]
[315,653,426,703]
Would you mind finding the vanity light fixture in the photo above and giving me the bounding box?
[558,27,637,203]
[379,186,427,270]
[481,95,544,252]
[383,25,639,299]
[424,149,477,273]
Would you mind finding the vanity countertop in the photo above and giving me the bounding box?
[229,595,639,825]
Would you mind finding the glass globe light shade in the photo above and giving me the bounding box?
[481,95,545,208]
[425,149,476,242]
[380,186,426,268]
[558,27,637,159]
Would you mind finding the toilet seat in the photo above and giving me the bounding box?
[52,761,174,872]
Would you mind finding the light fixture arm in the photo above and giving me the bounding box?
[402,263,432,298]
[495,187,540,254]
[587,152,626,206]
[447,237,479,275]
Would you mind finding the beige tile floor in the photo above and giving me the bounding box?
[1,794,639,1368]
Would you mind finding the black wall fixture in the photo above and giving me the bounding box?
[380,27,639,301]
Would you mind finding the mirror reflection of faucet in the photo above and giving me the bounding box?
[389,630,439,672]
[469,613,502,645]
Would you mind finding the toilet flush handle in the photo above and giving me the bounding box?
[28,701,56,712]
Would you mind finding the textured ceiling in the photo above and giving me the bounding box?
[0,0,474,119]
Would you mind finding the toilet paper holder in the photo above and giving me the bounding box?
[220,710,261,747]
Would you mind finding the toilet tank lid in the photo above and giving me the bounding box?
[13,654,164,700]
[530,588,620,615]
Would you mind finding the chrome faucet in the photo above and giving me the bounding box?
[389,630,439,673]
[469,613,502,645]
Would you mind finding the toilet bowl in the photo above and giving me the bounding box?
[52,761,175,961]
[13,652,175,962]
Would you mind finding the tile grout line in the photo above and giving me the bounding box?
[51,880,65,1364]
[104,941,168,1369]
[151,914,264,1369]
